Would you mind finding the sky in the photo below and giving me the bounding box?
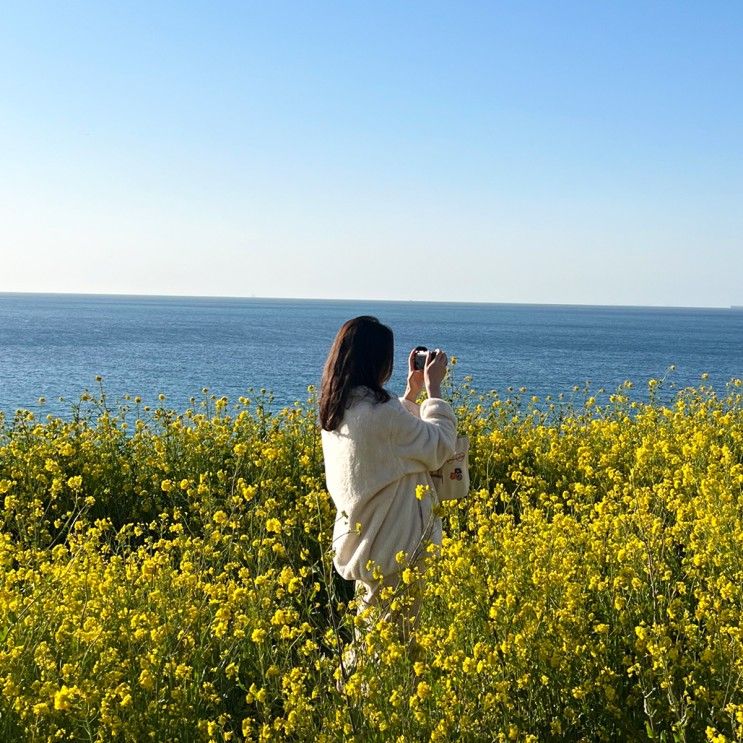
[1,1,742,307]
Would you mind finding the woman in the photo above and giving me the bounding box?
[319,315,457,625]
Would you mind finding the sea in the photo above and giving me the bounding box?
[1,293,742,420]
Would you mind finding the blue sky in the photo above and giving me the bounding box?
[1,1,741,306]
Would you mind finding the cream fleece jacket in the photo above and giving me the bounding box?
[321,387,457,584]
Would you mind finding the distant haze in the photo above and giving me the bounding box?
[1,2,742,307]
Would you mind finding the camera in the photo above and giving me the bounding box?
[413,346,437,371]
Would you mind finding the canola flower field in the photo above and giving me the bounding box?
[1,374,742,742]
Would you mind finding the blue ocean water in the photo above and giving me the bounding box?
[1,293,741,419]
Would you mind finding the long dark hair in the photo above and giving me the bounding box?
[319,316,393,431]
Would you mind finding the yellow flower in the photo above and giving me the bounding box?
[53,685,78,711]
[265,518,281,534]
[138,669,155,692]
[415,681,431,700]
[66,475,83,490]
[1,376,740,739]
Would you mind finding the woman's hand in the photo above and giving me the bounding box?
[424,349,448,400]
[403,348,425,402]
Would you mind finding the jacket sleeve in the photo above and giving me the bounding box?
[398,397,421,417]
[388,397,457,472]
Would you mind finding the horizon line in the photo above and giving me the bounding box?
[0,290,737,312]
